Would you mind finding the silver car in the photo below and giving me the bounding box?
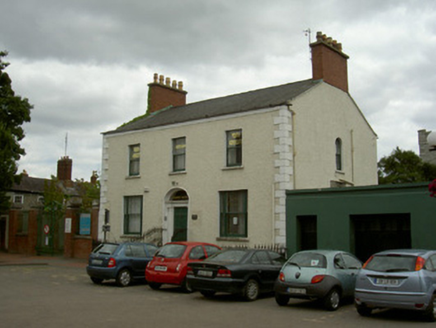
[354,249,436,322]
[274,250,362,311]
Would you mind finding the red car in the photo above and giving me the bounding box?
[146,241,221,292]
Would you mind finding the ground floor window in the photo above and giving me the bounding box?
[220,190,247,237]
[124,196,143,235]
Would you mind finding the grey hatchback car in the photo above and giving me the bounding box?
[354,249,436,322]
[274,250,362,311]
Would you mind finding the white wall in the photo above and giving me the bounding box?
[292,83,378,189]
[100,108,279,245]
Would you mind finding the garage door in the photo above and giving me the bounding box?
[351,214,411,262]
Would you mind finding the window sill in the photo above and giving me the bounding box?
[335,170,345,175]
[126,175,141,180]
[216,237,249,242]
[169,171,187,176]
[222,166,244,171]
[120,234,142,239]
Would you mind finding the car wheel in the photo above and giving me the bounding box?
[324,288,341,311]
[181,279,193,293]
[90,277,103,285]
[355,303,372,317]
[423,294,436,322]
[116,269,132,287]
[243,279,259,301]
[275,293,290,306]
[148,282,162,290]
[200,290,216,298]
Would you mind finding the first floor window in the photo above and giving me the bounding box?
[13,195,24,204]
[220,190,247,237]
[129,144,140,176]
[124,196,142,234]
[173,137,186,172]
[335,138,342,171]
[226,129,242,167]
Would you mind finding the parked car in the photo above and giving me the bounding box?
[186,248,286,301]
[86,242,158,287]
[354,249,436,322]
[145,241,221,292]
[274,250,362,310]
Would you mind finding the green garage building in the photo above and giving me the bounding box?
[286,183,436,261]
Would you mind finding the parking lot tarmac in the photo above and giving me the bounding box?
[0,262,429,328]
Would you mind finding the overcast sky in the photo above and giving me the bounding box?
[1,0,435,180]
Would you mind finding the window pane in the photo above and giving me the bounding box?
[124,196,142,234]
[227,130,242,166]
[173,137,186,171]
[335,138,342,171]
[220,190,247,237]
[129,145,140,176]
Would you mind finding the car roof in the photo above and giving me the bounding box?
[292,250,348,256]
[164,241,220,247]
[373,249,434,257]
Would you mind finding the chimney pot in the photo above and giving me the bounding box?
[172,80,177,88]
[153,73,158,83]
[316,31,323,41]
[159,75,164,84]
[178,81,183,90]
[165,77,171,86]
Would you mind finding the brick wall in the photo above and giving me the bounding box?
[147,74,187,113]
[7,209,39,255]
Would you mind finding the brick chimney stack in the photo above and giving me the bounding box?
[57,156,72,182]
[147,73,187,114]
[310,31,349,93]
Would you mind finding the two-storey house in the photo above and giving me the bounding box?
[99,32,378,247]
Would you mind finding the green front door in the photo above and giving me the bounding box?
[172,207,188,241]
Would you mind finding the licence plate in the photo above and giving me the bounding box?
[288,287,306,294]
[197,270,213,277]
[154,266,167,272]
[92,259,103,265]
[374,278,399,285]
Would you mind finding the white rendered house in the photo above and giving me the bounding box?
[98,32,378,247]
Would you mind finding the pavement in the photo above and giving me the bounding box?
[0,250,88,268]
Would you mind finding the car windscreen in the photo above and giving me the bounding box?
[93,243,118,255]
[207,249,247,263]
[287,252,327,268]
[146,244,158,256]
[155,244,186,258]
[365,255,417,272]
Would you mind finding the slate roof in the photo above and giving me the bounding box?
[10,176,47,194]
[10,176,80,197]
[106,78,321,135]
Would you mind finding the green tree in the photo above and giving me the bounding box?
[0,51,32,211]
[378,147,436,184]
[75,177,100,212]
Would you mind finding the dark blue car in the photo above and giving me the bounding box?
[86,242,158,287]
